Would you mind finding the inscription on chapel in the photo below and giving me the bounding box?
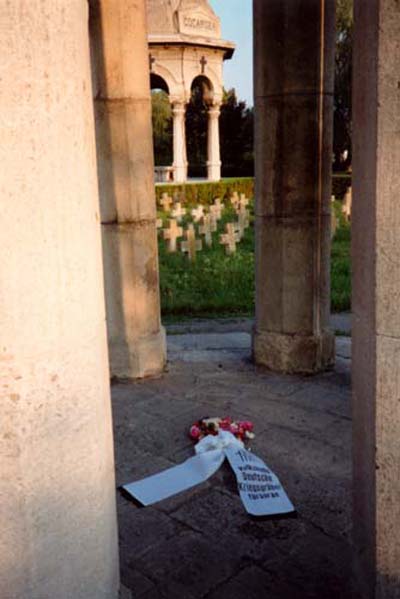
[183,15,216,31]
[178,10,220,38]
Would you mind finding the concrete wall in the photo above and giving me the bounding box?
[352,0,400,597]
[0,2,119,597]
[91,0,166,379]
[252,0,335,373]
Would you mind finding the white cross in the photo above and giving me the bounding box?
[238,195,249,211]
[160,193,173,212]
[342,188,352,221]
[219,222,240,255]
[156,218,163,230]
[171,202,186,222]
[210,197,224,221]
[199,215,213,247]
[181,224,202,261]
[209,211,218,233]
[230,192,240,209]
[191,204,205,222]
[163,218,183,252]
[236,208,250,239]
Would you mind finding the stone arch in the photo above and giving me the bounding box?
[190,74,214,104]
[150,73,169,94]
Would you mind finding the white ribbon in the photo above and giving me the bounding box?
[122,431,294,517]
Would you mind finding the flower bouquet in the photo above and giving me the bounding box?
[189,416,255,443]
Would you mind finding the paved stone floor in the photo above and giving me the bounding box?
[113,329,358,599]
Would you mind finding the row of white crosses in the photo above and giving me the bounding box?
[158,192,250,259]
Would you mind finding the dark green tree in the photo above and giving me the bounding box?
[219,88,254,177]
[334,0,353,171]
[151,90,172,166]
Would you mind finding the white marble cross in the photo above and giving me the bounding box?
[191,204,205,222]
[238,194,249,211]
[156,218,163,230]
[163,218,183,252]
[199,214,213,247]
[342,188,352,221]
[209,212,218,233]
[171,202,186,222]
[181,224,202,261]
[219,222,241,255]
[160,193,173,212]
[210,198,225,221]
[230,192,240,210]
[236,207,250,239]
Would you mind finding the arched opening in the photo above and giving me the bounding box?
[150,74,173,179]
[186,75,214,179]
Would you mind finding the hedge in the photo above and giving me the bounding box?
[155,174,351,207]
[155,177,254,207]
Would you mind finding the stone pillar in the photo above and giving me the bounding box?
[207,103,222,181]
[0,2,119,598]
[252,0,335,373]
[352,1,400,597]
[172,101,188,182]
[91,0,166,379]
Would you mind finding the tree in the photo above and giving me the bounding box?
[334,0,353,171]
[151,90,172,166]
[219,89,254,177]
[184,86,254,177]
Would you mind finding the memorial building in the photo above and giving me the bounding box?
[146,0,235,182]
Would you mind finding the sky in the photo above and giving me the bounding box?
[209,0,253,106]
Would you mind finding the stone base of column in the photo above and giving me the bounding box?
[252,328,335,374]
[207,161,221,181]
[109,327,166,379]
[173,164,187,182]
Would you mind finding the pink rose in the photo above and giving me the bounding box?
[239,421,254,432]
[230,423,239,434]
[190,425,201,440]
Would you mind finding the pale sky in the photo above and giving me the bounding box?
[209,0,253,106]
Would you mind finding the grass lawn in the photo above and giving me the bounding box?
[159,200,351,319]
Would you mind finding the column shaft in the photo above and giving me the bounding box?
[0,2,118,597]
[91,0,166,379]
[172,102,188,182]
[252,0,336,373]
[352,1,400,597]
[207,103,222,181]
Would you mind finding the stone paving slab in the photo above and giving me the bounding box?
[113,331,359,599]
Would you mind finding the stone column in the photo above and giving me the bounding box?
[0,2,119,598]
[352,1,400,597]
[91,0,166,379]
[252,0,335,373]
[172,101,188,182]
[207,103,222,181]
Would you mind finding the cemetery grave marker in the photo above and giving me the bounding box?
[236,208,250,239]
[156,218,163,230]
[181,224,202,261]
[171,202,186,222]
[220,222,241,255]
[342,187,352,221]
[199,214,213,247]
[230,192,240,210]
[210,197,225,221]
[238,195,249,211]
[160,193,173,212]
[163,219,183,252]
[191,204,205,222]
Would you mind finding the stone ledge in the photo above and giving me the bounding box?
[252,328,335,374]
[109,327,167,379]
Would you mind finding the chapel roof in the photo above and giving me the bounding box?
[146,0,235,58]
